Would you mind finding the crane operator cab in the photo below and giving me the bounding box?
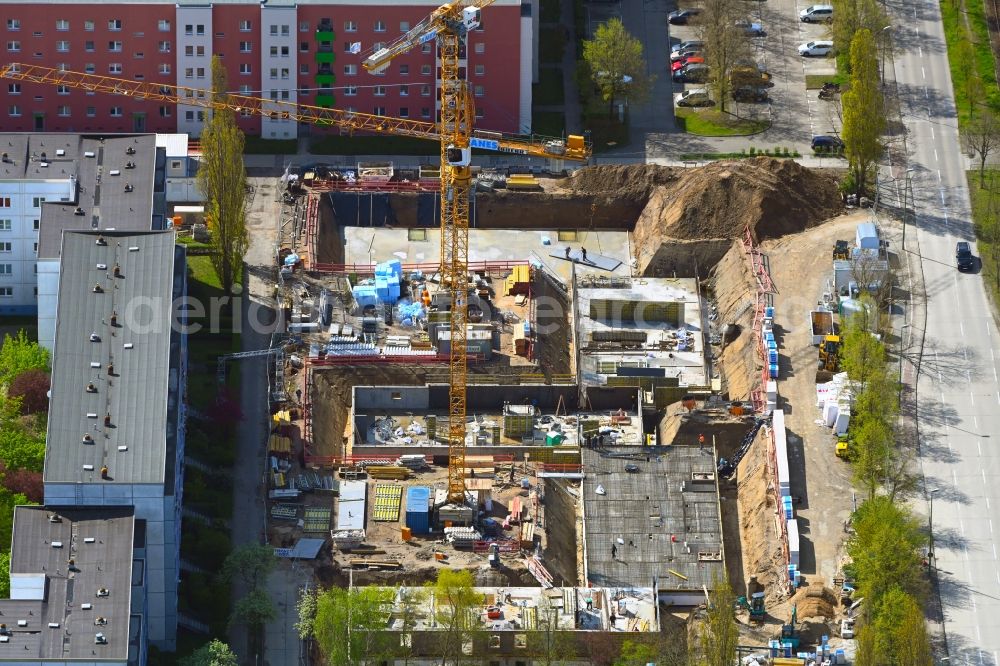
[461,7,482,31]
[446,145,472,167]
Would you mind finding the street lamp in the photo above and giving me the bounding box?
[880,25,893,90]
[927,487,940,570]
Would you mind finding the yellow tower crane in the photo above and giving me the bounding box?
[1,0,589,506]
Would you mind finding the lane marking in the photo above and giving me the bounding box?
[994,367,998,383]
[934,148,939,162]
[990,519,993,534]
[983,468,987,484]
[922,66,926,79]
[988,320,992,336]
[988,496,992,510]
[962,321,966,335]
[931,126,935,139]
[972,391,976,406]
[975,416,979,429]
[979,440,983,456]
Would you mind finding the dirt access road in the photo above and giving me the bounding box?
[760,211,877,584]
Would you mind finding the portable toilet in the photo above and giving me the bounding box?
[405,486,431,534]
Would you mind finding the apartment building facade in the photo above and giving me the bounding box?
[0,0,533,138]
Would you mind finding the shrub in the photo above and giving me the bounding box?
[9,369,50,414]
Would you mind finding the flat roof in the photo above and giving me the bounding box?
[37,135,158,259]
[44,230,181,485]
[582,445,724,591]
[0,506,134,661]
[576,275,707,388]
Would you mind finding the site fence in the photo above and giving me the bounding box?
[309,259,529,276]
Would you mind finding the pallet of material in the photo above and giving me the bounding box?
[372,484,403,522]
[506,174,541,190]
[303,507,332,534]
[349,559,402,569]
[367,466,411,480]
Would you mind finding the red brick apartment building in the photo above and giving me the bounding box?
[0,0,535,138]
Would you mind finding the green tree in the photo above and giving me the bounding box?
[614,639,658,666]
[0,331,48,388]
[582,18,655,119]
[841,29,885,196]
[229,588,276,631]
[955,39,985,118]
[830,0,888,66]
[891,591,934,665]
[180,639,239,666]
[699,573,739,666]
[0,552,9,598]
[430,569,480,665]
[965,109,1000,188]
[847,497,926,604]
[295,587,317,640]
[0,394,46,472]
[313,586,394,666]
[197,55,249,295]
[698,0,751,112]
[220,543,275,590]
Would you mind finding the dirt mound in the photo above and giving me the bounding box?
[789,583,839,620]
[562,163,681,199]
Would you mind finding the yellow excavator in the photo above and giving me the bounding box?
[819,334,841,372]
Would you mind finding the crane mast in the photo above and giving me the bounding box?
[1,0,590,511]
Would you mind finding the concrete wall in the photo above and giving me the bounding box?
[542,478,579,586]
[639,238,734,279]
[353,385,430,411]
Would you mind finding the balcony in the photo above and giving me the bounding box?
[316,71,335,85]
[315,93,335,108]
[315,24,334,42]
[315,47,334,64]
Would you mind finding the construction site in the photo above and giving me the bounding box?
[237,155,893,664]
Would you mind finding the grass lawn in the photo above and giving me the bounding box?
[533,110,567,137]
[539,26,567,64]
[309,134,438,155]
[805,74,850,90]
[966,169,1000,305]
[675,108,770,136]
[540,0,561,22]
[533,68,566,106]
[243,137,298,154]
[941,0,1000,128]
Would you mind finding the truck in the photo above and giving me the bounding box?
[809,309,834,345]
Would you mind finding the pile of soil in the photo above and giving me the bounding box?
[789,583,839,620]
[561,163,682,200]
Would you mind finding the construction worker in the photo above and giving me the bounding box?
[611,543,617,560]
[565,246,571,260]
[698,433,706,450]
[581,247,588,262]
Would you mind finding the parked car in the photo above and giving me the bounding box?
[799,4,833,22]
[672,62,710,83]
[732,86,769,102]
[956,241,975,271]
[668,8,702,24]
[675,88,715,107]
[799,40,834,56]
[811,134,844,151]
[735,19,765,35]
[672,56,705,72]
[670,48,703,62]
[671,39,705,54]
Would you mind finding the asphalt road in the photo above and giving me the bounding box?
[888,0,1000,660]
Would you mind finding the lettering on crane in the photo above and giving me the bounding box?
[470,137,499,151]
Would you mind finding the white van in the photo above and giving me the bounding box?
[674,88,714,107]
[799,4,833,22]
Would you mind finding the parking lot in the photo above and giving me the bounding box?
[587,0,847,157]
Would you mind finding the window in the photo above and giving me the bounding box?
[269,67,277,79]
[420,64,431,75]
[421,42,431,54]
[196,67,205,78]
[299,41,309,53]
[269,25,278,36]
[110,106,122,117]
[109,19,122,31]
[237,41,251,53]
[344,85,357,96]
[475,64,485,76]
[344,20,357,32]
[475,108,484,119]
[281,45,289,56]
[184,24,193,35]
[0,288,12,298]
[0,198,9,207]
[474,85,484,97]
[185,67,193,78]
[0,243,11,252]
[86,106,96,117]
[85,63,95,73]
[159,63,171,74]
[239,20,252,32]
[298,87,309,96]
[159,105,171,117]
[400,21,410,32]
[85,41,94,52]
[185,110,194,121]
[56,19,70,31]
[281,68,289,79]
[373,106,386,116]
[32,219,38,230]
[394,64,407,77]
[158,19,170,32]
[31,197,45,208]
[197,45,205,56]
[239,84,251,94]
[344,64,357,76]
[0,220,10,231]
[374,20,386,32]
[420,84,431,96]
[6,41,20,52]
[372,85,386,96]
[281,25,289,36]
[196,24,205,36]
[7,84,19,94]
[84,20,94,31]
[399,106,409,117]
[299,63,309,74]
[399,84,409,96]
[57,85,69,95]
[6,20,19,31]
[57,105,70,116]
[269,46,277,57]
[159,41,171,53]
[240,63,251,74]
[109,41,122,52]
[299,21,309,32]
[109,63,122,74]
[9,105,21,118]
[134,51,144,59]
[57,63,68,72]
[474,42,484,54]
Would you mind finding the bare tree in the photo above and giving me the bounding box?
[965,110,1000,188]
[849,251,894,317]
[698,0,751,112]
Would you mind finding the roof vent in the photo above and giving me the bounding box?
[103,413,111,427]
[95,616,108,625]
[90,362,101,368]
[47,513,61,523]
[125,161,135,169]
[96,588,109,598]
[100,465,109,480]
[123,343,133,349]
[51,542,62,548]
[16,620,26,627]
[83,464,94,471]
[110,312,118,327]
[118,445,128,452]
[86,383,97,393]
[84,537,95,543]
[82,433,93,443]
[124,183,133,193]
[1,153,8,163]
[126,146,135,155]
[84,151,95,158]
[90,332,101,342]
[80,602,92,610]
[48,623,60,629]
[0,636,8,643]
[96,236,107,246]
[109,169,120,176]
[39,152,46,160]
[95,632,108,644]
[128,246,139,252]
[92,283,103,293]
[107,363,115,376]
[86,413,98,419]
[96,262,107,270]
[113,263,121,277]
[39,162,48,168]
[74,207,85,216]
[56,149,65,157]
